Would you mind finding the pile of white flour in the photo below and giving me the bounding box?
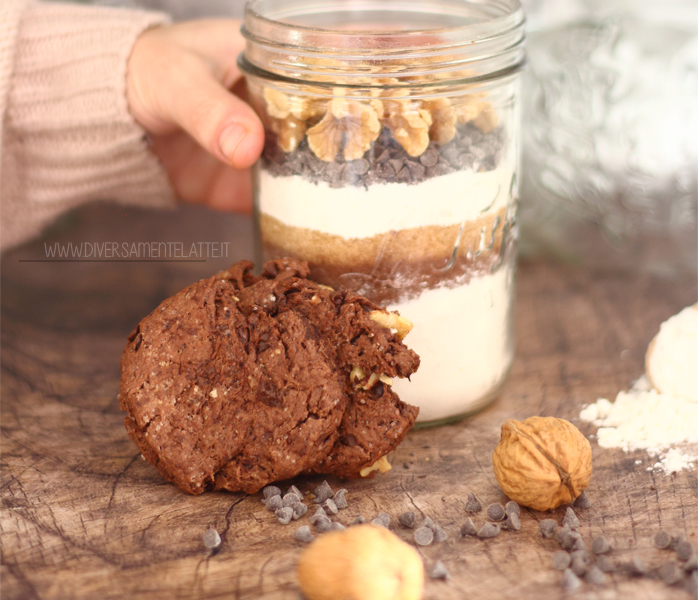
[580,376,698,474]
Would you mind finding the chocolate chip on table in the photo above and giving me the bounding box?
[313,481,334,504]
[571,554,588,577]
[552,551,571,570]
[282,492,301,507]
[573,490,592,509]
[433,524,448,543]
[505,501,520,517]
[265,495,283,512]
[671,533,688,551]
[292,503,308,520]
[572,537,587,552]
[352,515,366,525]
[487,504,506,522]
[333,489,348,510]
[398,511,417,529]
[313,516,332,533]
[561,568,581,591]
[330,522,346,531]
[539,519,558,539]
[676,540,695,561]
[655,530,674,549]
[422,516,435,530]
[464,492,482,513]
[556,528,581,550]
[262,485,282,501]
[431,561,451,580]
[659,561,684,585]
[414,526,434,546]
[460,518,478,537]
[592,536,612,555]
[372,513,390,528]
[477,522,500,539]
[596,554,615,573]
[562,507,580,530]
[287,485,302,499]
[585,565,606,585]
[323,499,339,515]
[203,528,221,549]
[310,506,327,524]
[502,512,521,532]
[276,506,294,525]
[293,526,315,543]
[684,553,698,572]
[626,556,647,576]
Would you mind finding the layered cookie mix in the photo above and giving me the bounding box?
[119,259,419,495]
[253,87,517,422]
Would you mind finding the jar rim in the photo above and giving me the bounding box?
[241,0,526,85]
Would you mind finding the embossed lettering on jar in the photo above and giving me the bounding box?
[240,0,526,424]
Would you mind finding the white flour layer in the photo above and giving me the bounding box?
[258,165,513,239]
[390,266,513,423]
[580,376,698,474]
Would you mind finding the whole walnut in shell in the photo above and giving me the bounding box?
[492,417,592,511]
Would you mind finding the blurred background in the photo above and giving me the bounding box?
[83,0,698,275]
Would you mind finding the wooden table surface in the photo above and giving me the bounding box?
[2,204,697,600]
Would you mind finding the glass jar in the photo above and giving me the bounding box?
[239,0,525,425]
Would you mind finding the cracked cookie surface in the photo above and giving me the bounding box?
[119,259,419,494]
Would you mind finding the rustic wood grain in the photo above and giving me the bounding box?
[1,204,697,600]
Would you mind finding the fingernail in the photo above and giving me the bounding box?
[218,123,248,163]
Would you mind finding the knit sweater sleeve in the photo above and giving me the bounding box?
[0,0,176,252]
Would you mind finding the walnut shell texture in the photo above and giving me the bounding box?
[492,417,592,511]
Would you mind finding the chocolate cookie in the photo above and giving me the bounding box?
[119,259,419,494]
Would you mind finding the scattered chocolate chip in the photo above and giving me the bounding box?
[414,526,434,546]
[460,518,478,537]
[477,522,500,539]
[655,530,674,549]
[572,538,587,552]
[592,535,611,555]
[333,489,348,510]
[310,506,327,524]
[262,485,282,500]
[323,499,339,515]
[293,525,314,543]
[502,512,521,532]
[659,561,683,585]
[571,555,588,577]
[203,528,221,549]
[287,485,302,498]
[684,553,698,572]
[562,507,580,530]
[505,501,520,517]
[487,504,505,522]
[352,515,366,525]
[292,503,308,520]
[596,554,615,573]
[689,571,698,596]
[313,481,334,504]
[420,148,439,167]
[276,506,294,525]
[677,541,695,561]
[282,492,301,507]
[433,525,448,543]
[464,492,482,513]
[561,568,581,591]
[552,551,571,570]
[431,560,451,580]
[265,495,283,512]
[557,528,582,551]
[626,556,647,576]
[422,516,435,531]
[585,565,606,585]
[671,533,688,551]
[398,511,417,529]
[330,522,346,531]
[573,490,592,509]
[372,513,390,528]
[314,515,332,533]
[539,519,558,539]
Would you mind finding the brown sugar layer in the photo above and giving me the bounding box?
[262,122,504,189]
[259,208,512,305]
[118,259,419,495]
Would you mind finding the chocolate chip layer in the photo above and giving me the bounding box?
[119,259,419,495]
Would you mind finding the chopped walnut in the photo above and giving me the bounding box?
[349,366,393,390]
[455,100,498,133]
[360,456,392,477]
[424,98,457,145]
[383,99,432,157]
[270,115,307,153]
[263,87,326,121]
[369,310,413,340]
[306,97,381,162]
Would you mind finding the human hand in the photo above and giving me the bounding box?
[126,20,264,213]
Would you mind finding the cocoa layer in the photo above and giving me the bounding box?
[259,209,514,305]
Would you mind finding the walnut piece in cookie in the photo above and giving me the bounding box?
[118,259,419,495]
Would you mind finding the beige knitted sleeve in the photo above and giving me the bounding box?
[0,0,177,252]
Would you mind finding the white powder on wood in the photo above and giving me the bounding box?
[580,376,698,474]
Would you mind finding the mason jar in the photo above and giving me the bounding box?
[239,0,525,425]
